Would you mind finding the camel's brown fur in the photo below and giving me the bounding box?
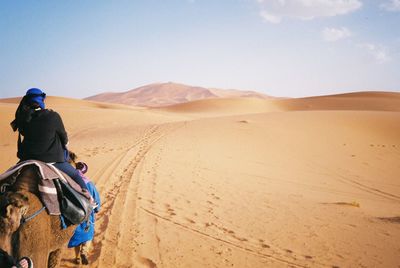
[0,192,29,255]
[0,165,75,268]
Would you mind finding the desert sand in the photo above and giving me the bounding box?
[85,82,269,107]
[0,92,399,267]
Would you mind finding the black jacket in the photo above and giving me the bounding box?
[18,109,68,163]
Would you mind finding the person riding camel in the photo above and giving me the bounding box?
[67,160,101,265]
[10,88,88,192]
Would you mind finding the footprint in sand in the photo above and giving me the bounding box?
[185,218,196,224]
[204,222,212,227]
[211,193,221,200]
[261,243,270,249]
[165,204,177,216]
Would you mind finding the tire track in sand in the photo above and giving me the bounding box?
[60,131,144,268]
[91,124,181,268]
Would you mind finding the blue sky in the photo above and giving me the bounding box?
[0,0,399,98]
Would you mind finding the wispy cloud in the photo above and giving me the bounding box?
[260,11,282,24]
[322,27,352,42]
[380,0,400,12]
[257,0,362,24]
[358,43,391,64]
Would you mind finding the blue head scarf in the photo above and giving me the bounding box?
[25,88,46,109]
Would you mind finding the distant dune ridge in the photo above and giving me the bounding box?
[84,82,270,107]
[160,91,400,116]
[85,82,400,112]
[1,87,400,267]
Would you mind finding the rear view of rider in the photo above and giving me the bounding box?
[10,88,88,192]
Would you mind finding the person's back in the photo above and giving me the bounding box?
[12,88,89,192]
[18,109,67,163]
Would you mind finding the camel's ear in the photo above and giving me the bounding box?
[20,205,28,216]
[5,204,13,218]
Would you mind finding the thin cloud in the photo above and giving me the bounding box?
[260,11,281,24]
[358,43,391,64]
[322,27,352,42]
[380,0,400,12]
[257,0,362,23]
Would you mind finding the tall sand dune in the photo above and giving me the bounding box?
[85,82,217,107]
[0,92,399,267]
[85,82,269,107]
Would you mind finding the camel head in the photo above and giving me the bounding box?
[0,192,29,233]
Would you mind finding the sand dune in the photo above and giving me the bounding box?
[275,91,400,112]
[160,91,400,117]
[85,82,269,107]
[208,88,270,99]
[0,92,399,267]
[85,82,217,107]
[0,96,146,110]
[159,98,281,116]
[131,111,400,267]
[0,97,189,171]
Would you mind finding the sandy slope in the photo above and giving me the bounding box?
[85,82,269,107]
[0,92,399,268]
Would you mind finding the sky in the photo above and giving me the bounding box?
[0,0,399,98]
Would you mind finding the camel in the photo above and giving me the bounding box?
[0,165,75,268]
[0,191,29,267]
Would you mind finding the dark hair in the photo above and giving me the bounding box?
[68,151,78,164]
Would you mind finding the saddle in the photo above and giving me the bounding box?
[0,160,92,225]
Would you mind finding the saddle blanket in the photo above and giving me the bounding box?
[0,160,86,215]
